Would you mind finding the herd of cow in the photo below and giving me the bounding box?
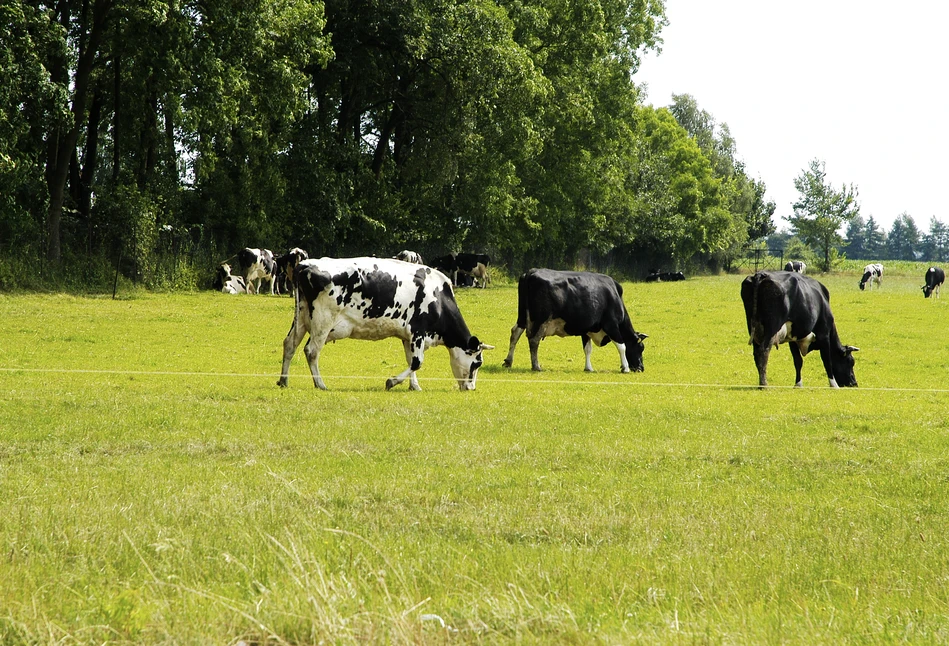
[214,249,946,392]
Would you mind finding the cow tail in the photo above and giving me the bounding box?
[515,273,529,329]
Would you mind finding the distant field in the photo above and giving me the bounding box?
[2,269,948,643]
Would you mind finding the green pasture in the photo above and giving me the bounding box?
[2,267,949,643]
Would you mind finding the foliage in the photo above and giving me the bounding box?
[787,159,860,272]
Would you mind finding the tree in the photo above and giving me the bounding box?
[886,213,920,260]
[921,217,949,261]
[842,214,867,259]
[863,216,886,259]
[787,159,859,272]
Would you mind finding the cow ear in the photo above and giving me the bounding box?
[480,343,495,351]
[637,332,649,342]
[845,345,860,353]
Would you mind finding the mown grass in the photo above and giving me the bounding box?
[2,267,949,644]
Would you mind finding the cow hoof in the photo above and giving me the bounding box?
[531,366,543,372]
[620,367,630,374]
[385,378,397,390]
[277,378,288,388]
[502,359,513,368]
[585,367,595,373]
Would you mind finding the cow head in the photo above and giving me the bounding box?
[922,284,934,298]
[624,332,648,372]
[448,336,494,390]
[832,345,859,387]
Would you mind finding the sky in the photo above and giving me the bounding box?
[633,0,949,233]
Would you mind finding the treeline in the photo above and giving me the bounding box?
[2,0,777,288]
[771,213,949,264]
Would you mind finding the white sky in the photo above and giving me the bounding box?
[634,0,949,233]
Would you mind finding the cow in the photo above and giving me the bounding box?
[430,254,457,276]
[455,253,491,288]
[213,263,247,294]
[395,250,423,264]
[502,268,648,373]
[741,271,858,388]
[645,270,686,282]
[858,263,883,291]
[784,261,806,274]
[238,247,277,295]
[274,247,309,294]
[922,266,945,298]
[277,257,493,391]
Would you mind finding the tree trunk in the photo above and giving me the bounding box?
[46,0,114,262]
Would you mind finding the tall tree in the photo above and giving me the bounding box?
[842,214,867,259]
[787,159,859,272]
[922,217,949,262]
[863,216,886,259]
[886,212,920,260]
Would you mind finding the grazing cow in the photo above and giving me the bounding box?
[277,257,493,391]
[502,268,648,373]
[274,247,309,294]
[213,263,247,294]
[645,270,686,282]
[784,261,806,274]
[238,247,277,295]
[922,266,945,298]
[396,250,423,264]
[858,263,884,291]
[455,253,491,288]
[741,271,858,388]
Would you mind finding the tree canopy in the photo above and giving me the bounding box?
[1,0,791,286]
[787,159,860,272]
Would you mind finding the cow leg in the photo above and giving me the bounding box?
[527,333,543,371]
[386,339,424,391]
[581,335,595,372]
[388,339,422,391]
[752,342,771,387]
[278,315,309,387]
[503,325,525,368]
[303,336,328,390]
[818,349,840,389]
[613,342,630,373]
[788,343,805,388]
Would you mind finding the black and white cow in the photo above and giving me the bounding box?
[238,247,277,295]
[741,271,858,388]
[213,263,247,294]
[395,250,423,264]
[784,261,806,274]
[274,247,309,294]
[502,268,648,373]
[455,253,491,288]
[922,266,945,298]
[645,270,686,282]
[277,257,493,391]
[859,263,883,291]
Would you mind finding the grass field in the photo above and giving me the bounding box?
[2,265,949,643]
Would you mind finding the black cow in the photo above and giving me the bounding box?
[430,254,457,275]
[238,247,277,295]
[922,266,945,298]
[859,263,883,291]
[274,247,309,294]
[455,253,491,288]
[741,271,858,388]
[502,268,648,373]
[784,261,806,274]
[278,257,493,391]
